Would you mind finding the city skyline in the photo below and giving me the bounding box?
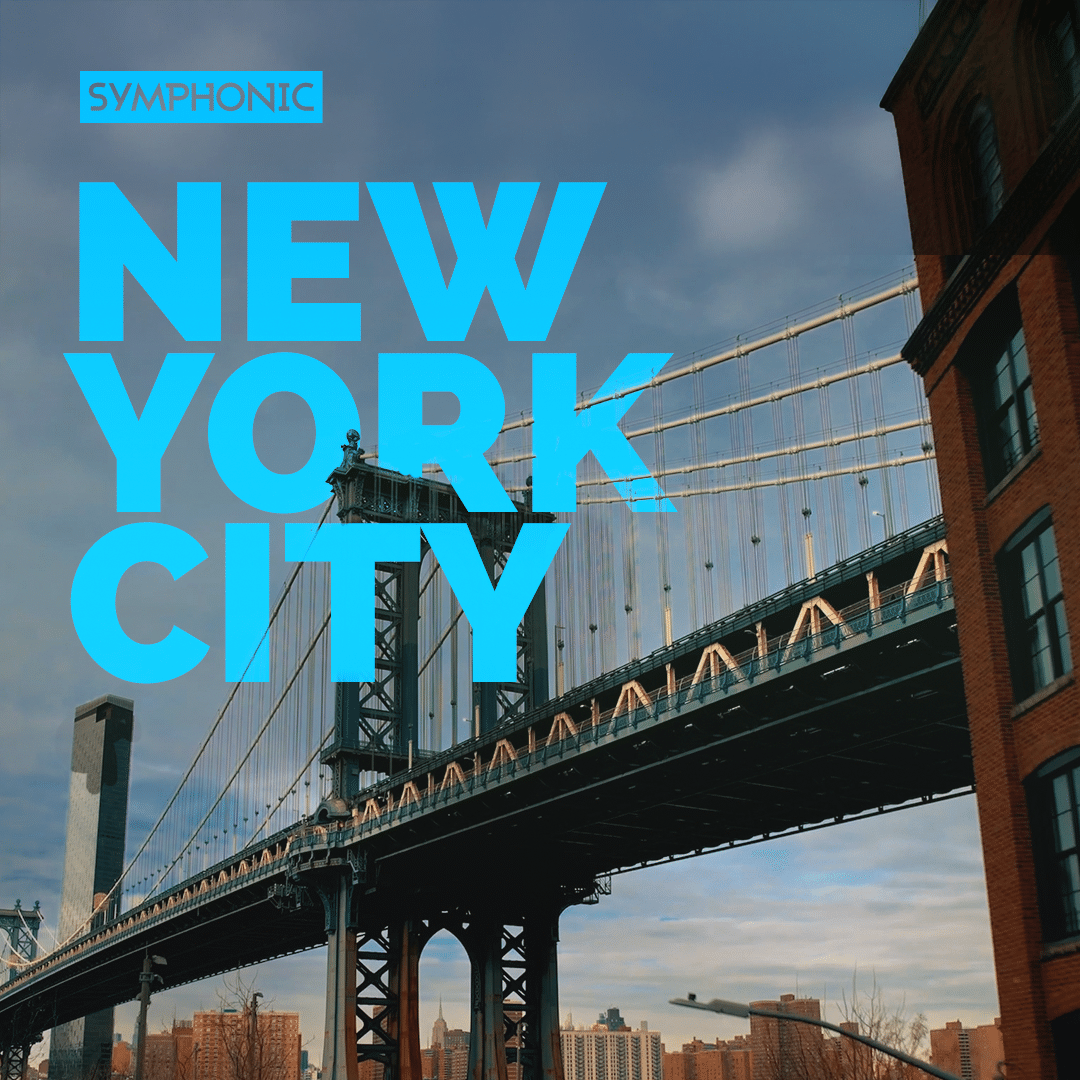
[38,990,1005,1079]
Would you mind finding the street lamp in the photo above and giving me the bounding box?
[134,953,168,1080]
[670,994,961,1080]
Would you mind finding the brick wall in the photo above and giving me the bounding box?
[882,3,1080,1079]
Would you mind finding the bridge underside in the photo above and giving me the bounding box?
[368,606,969,899]
[1,523,972,1051]
[2,608,969,1049]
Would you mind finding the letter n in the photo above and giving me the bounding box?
[79,182,221,341]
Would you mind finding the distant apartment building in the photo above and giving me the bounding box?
[192,1010,300,1080]
[560,1014,661,1080]
[596,1010,628,1033]
[51,696,134,1080]
[420,1041,469,1080]
[662,1036,752,1080]
[747,993,873,1080]
[139,1021,193,1080]
[111,1038,133,1079]
[750,995,825,1080]
[930,1019,1004,1080]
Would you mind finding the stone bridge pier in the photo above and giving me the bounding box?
[318,870,592,1080]
[0,1040,34,1080]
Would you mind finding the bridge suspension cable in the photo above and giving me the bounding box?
[40,267,937,956]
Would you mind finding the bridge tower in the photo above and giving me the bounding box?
[0,903,41,986]
[0,901,42,1080]
[322,442,551,800]
[315,446,572,1080]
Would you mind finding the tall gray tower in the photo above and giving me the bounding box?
[50,695,133,1080]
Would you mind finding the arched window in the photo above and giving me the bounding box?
[969,98,1005,229]
[1049,1,1080,115]
[1024,0,1080,132]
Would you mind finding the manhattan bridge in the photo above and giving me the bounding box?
[0,269,971,1080]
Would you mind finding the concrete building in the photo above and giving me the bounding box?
[420,1042,468,1080]
[192,1010,300,1080]
[111,1038,132,1079]
[595,1010,628,1033]
[930,1019,1004,1080]
[560,1018,661,1080]
[139,1021,193,1080]
[430,1004,448,1050]
[881,2,1080,1077]
[749,995,825,1080]
[663,1036,752,1080]
[420,1005,469,1080]
[50,695,134,1080]
[419,1043,468,1080]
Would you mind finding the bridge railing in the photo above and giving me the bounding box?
[2,556,954,996]
[328,569,955,831]
[0,837,296,994]
[675,577,952,695]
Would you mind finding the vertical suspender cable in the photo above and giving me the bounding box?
[694,369,719,625]
[842,308,872,552]
[771,391,795,586]
[652,384,674,646]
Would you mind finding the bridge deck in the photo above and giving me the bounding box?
[0,520,972,1047]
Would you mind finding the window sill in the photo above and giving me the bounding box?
[985,443,1041,505]
[1012,672,1074,719]
[1042,934,1080,961]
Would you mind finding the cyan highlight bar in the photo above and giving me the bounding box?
[80,72,322,123]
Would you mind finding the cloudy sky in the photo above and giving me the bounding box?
[0,0,997,1064]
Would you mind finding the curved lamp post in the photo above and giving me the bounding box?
[134,953,168,1080]
[670,994,961,1080]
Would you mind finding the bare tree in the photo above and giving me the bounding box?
[754,975,930,1080]
[833,973,928,1080]
[201,977,297,1080]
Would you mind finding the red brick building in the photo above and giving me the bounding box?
[930,1018,1004,1080]
[662,1036,751,1080]
[881,2,1080,1078]
[192,1010,300,1080]
[143,1022,193,1080]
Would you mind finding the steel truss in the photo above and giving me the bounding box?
[324,457,552,792]
[318,863,589,1080]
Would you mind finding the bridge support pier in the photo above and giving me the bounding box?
[464,905,565,1080]
[320,871,434,1080]
[527,910,563,1080]
[381,919,426,1080]
[0,1042,30,1080]
[468,921,507,1080]
[319,889,566,1080]
[322,876,358,1080]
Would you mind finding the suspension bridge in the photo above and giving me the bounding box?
[0,269,972,1080]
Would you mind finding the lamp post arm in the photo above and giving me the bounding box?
[669,998,961,1080]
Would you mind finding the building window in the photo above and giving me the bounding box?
[1050,2,1080,114]
[964,289,1039,486]
[1028,747,1080,942]
[1000,509,1072,701]
[969,99,1005,229]
[980,322,1038,480]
